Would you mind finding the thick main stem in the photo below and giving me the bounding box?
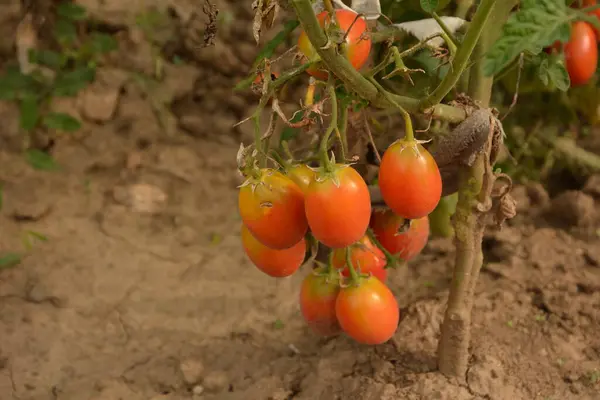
[437,0,517,380]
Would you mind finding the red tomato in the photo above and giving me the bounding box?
[305,165,371,248]
[239,169,308,249]
[564,21,598,86]
[299,266,341,336]
[378,139,442,219]
[241,224,306,277]
[287,164,315,193]
[370,209,430,261]
[335,276,399,345]
[331,235,387,282]
[298,10,372,80]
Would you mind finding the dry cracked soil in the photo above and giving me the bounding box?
[0,1,600,399]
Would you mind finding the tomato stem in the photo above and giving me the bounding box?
[367,76,415,142]
[319,77,338,172]
[305,77,316,106]
[344,246,361,284]
[337,104,348,160]
[366,228,401,269]
[269,150,290,170]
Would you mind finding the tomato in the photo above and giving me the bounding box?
[305,165,371,248]
[299,266,341,336]
[239,169,308,249]
[378,139,442,219]
[370,209,430,261]
[331,235,387,282]
[335,276,399,345]
[287,164,315,193]
[241,224,306,277]
[298,10,371,80]
[564,21,598,86]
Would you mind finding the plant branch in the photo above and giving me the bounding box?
[419,0,497,110]
[292,0,467,123]
[437,0,517,380]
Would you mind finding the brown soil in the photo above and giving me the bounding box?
[1,1,600,400]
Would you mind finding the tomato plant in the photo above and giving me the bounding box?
[564,21,598,86]
[370,210,430,262]
[331,235,387,282]
[378,139,442,220]
[298,9,371,80]
[236,0,593,381]
[238,169,308,250]
[299,266,341,336]
[335,276,399,345]
[241,224,306,277]
[304,165,371,248]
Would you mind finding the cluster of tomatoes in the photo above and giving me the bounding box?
[239,137,441,344]
[548,0,600,86]
[239,8,444,345]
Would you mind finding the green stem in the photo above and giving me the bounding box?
[432,12,459,51]
[338,104,348,158]
[366,228,398,269]
[292,0,467,123]
[419,0,497,110]
[368,77,414,142]
[320,77,338,171]
[344,247,360,283]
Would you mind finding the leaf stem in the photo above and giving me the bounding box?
[419,0,497,110]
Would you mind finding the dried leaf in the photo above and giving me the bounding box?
[394,17,467,48]
[351,0,381,20]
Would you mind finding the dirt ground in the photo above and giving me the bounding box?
[1,1,600,400]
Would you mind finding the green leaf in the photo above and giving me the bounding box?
[28,49,63,69]
[52,67,95,96]
[19,97,39,131]
[88,33,118,54]
[25,149,60,171]
[420,0,439,13]
[0,65,41,99]
[253,20,300,68]
[56,2,87,20]
[484,0,573,76]
[0,253,22,270]
[53,19,78,45]
[539,55,570,91]
[42,112,81,132]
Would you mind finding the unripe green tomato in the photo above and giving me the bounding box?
[428,193,458,238]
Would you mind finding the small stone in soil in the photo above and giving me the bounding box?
[179,359,205,385]
[203,371,228,392]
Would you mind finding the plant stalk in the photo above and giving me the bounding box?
[437,0,517,380]
[291,0,467,123]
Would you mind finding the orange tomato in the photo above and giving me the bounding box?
[370,210,430,262]
[305,165,371,248]
[300,266,341,336]
[241,224,306,277]
[239,169,308,249]
[331,235,387,282]
[335,277,399,345]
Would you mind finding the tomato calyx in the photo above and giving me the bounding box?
[311,157,351,188]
